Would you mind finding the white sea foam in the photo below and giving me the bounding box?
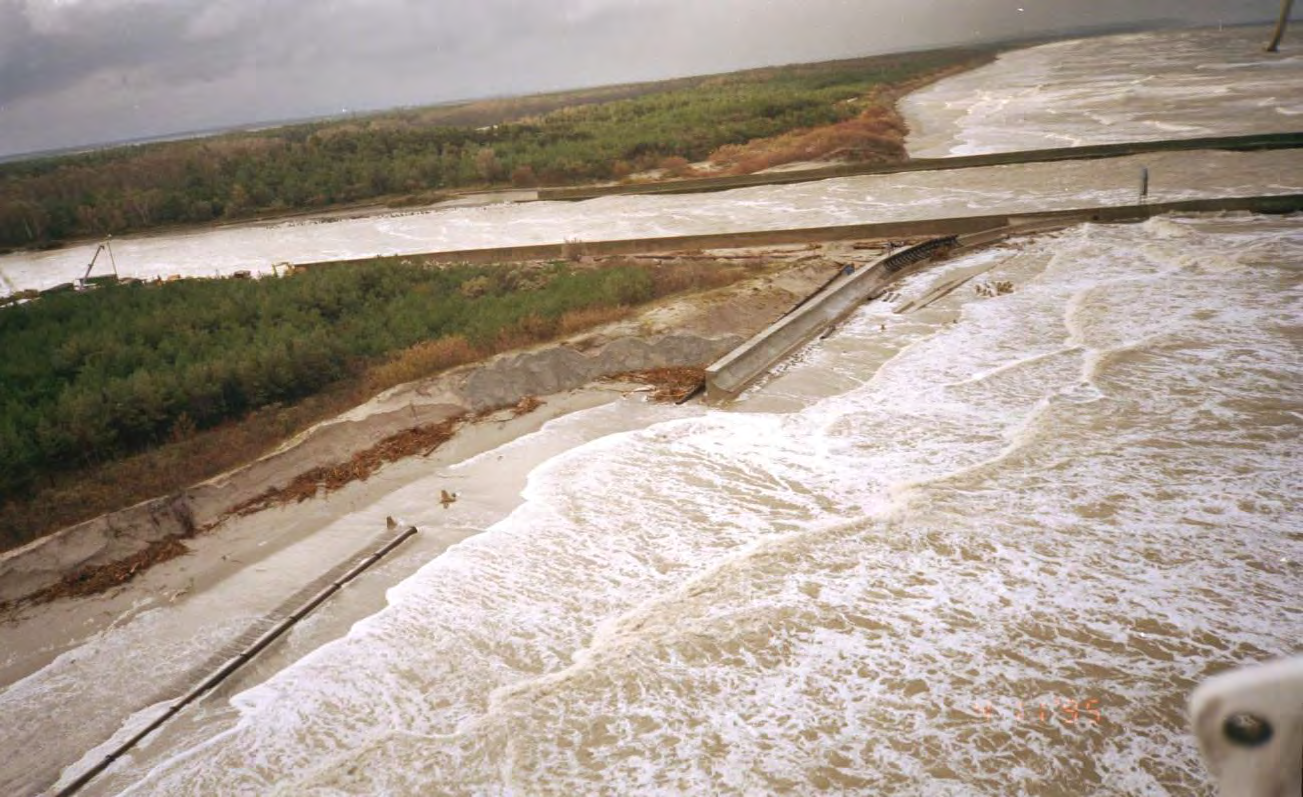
[109,214,1303,795]
[903,25,1303,157]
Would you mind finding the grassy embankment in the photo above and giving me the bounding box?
[0,256,761,551]
[0,46,993,252]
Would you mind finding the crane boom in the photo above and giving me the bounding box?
[82,245,105,283]
[76,238,117,291]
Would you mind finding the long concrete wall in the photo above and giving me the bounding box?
[301,193,1303,269]
[537,132,1303,201]
[704,236,964,401]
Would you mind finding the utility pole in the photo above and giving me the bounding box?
[1266,0,1295,53]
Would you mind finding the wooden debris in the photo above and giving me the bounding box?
[227,415,465,517]
[511,395,544,417]
[974,280,1015,298]
[23,537,191,606]
[608,366,706,402]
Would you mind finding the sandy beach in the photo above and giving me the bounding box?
[2,386,622,682]
[2,382,710,795]
[0,245,848,795]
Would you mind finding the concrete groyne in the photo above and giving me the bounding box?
[51,524,420,797]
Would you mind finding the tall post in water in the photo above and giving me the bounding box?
[1265,0,1295,53]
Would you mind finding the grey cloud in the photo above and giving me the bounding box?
[0,1,34,73]
[0,0,1287,158]
[0,0,201,105]
[2,0,527,104]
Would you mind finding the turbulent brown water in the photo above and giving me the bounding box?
[1,24,1300,797]
[902,25,1303,155]
[62,213,1295,797]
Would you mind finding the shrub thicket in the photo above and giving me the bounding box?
[0,262,651,492]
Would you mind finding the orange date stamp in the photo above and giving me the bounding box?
[969,697,1103,725]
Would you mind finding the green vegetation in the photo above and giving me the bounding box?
[0,257,754,549]
[0,47,989,250]
[0,261,642,496]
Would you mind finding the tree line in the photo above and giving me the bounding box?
[0,256,757,538]
[0,47,987,250]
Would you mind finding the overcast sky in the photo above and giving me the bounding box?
[0,0,1286,158]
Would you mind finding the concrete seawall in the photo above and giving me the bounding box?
[704,236,965,401]
[701,192,1303,400]
[537,132,1303,202]
[301,193,1303,269]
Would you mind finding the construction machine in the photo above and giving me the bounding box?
[75,237,118,291]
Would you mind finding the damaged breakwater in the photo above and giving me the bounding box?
[706,235,964,401]
[690,195,1303,401]
[703,216,1087,401]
